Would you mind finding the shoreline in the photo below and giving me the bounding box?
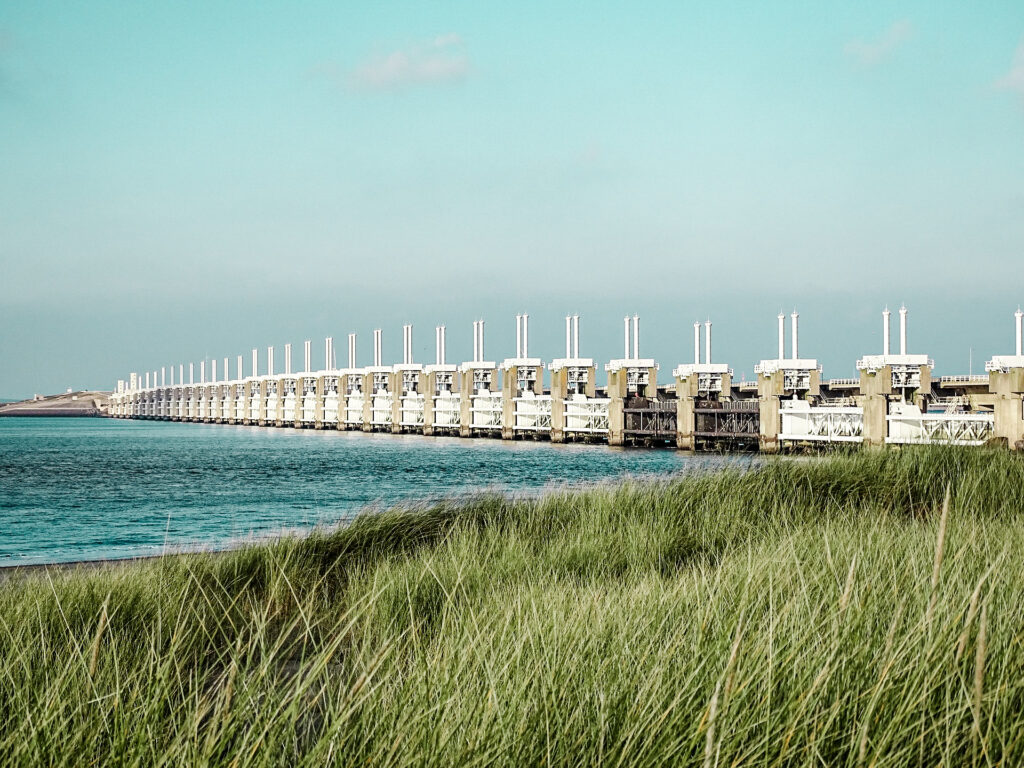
[0,553,169,581]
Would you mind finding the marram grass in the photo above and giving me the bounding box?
[2,447,1024,766]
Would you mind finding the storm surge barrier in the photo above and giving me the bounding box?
[110,309,1024,452]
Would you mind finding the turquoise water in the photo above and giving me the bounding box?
[0,417,743,566]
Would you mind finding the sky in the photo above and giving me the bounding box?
[2,1,1023,397]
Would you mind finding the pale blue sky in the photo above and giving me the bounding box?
[2,2,1023,396]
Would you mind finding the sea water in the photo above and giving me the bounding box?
[0,417,744,566]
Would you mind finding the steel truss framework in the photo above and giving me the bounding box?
[886,413,994,446]
[564,397,610,434]
[624,397,677,440]
[471,393,503,429]
[371,393,394,426]
[514,395,552,431]
[781,406,864,443]
[344,393,365,425]
[694,400,760,441]
[432,394,461,428]
[400,394,425,427]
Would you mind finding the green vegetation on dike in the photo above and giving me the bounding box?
[2,448,1024,767]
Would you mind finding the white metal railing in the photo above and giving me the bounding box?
[939,375,990,386]
[345,393,365,425]
[514,394,552,431]
[471,392,503,429]
[887,412,994,446]
[827,378,860,388]
[300,394,316,423]
[432,394,461,428]
[323,393,340,425]
[564,396,611,434]
[400,394,425,427]
[780,403,864,443]
[371,393,394,426]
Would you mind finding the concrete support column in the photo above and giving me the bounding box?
[606,368,627,446]
[758,397,781,454]
[757,372,782,454]
[459,369,473,438]
[858,366,893,448]
[674,374,696,450]
[258,380,269,426]
[501,366,518,440]
[423,371,438,436]
[361,372,374,432]
[991,369,1024,449]
[336,374,352,432]
[861,395,888,448]
[275,377,286,428]
[550,368,568,444]
[314,375,325,429]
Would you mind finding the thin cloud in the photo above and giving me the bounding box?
[994,40,1024,101]
[348,34,469,91]
[844,20,912,66]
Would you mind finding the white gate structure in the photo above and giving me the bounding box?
[323,377,339,425]
[300,377,316,425]
[344,391,364,426]
[400,394,425,427]
[264,381,279,423]
[247,382,261,422]
[371,393,393,426]
[433,393,461,429]
[471,392,503,430]
[514,392,552,432]
[779,399,864,444]
[282,378,297,423]
[564,395,611,435]
[886,401,994,446]
[234,385,246,421]
[220,386,231,420]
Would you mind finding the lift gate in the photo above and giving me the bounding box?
[623,397,677,442]
[694,400,760,447]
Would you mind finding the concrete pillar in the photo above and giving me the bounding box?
[758,395,781,453]
[314,375,325,429]
[550,368,567,444]
[361,371,375,432]
[275,377,287,427]
[459,369,474,438]
[337,373,354,431]
[675,375,696,451]
[990,368,1024,449]
[858,367,892,447]
[606,368,627,446]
